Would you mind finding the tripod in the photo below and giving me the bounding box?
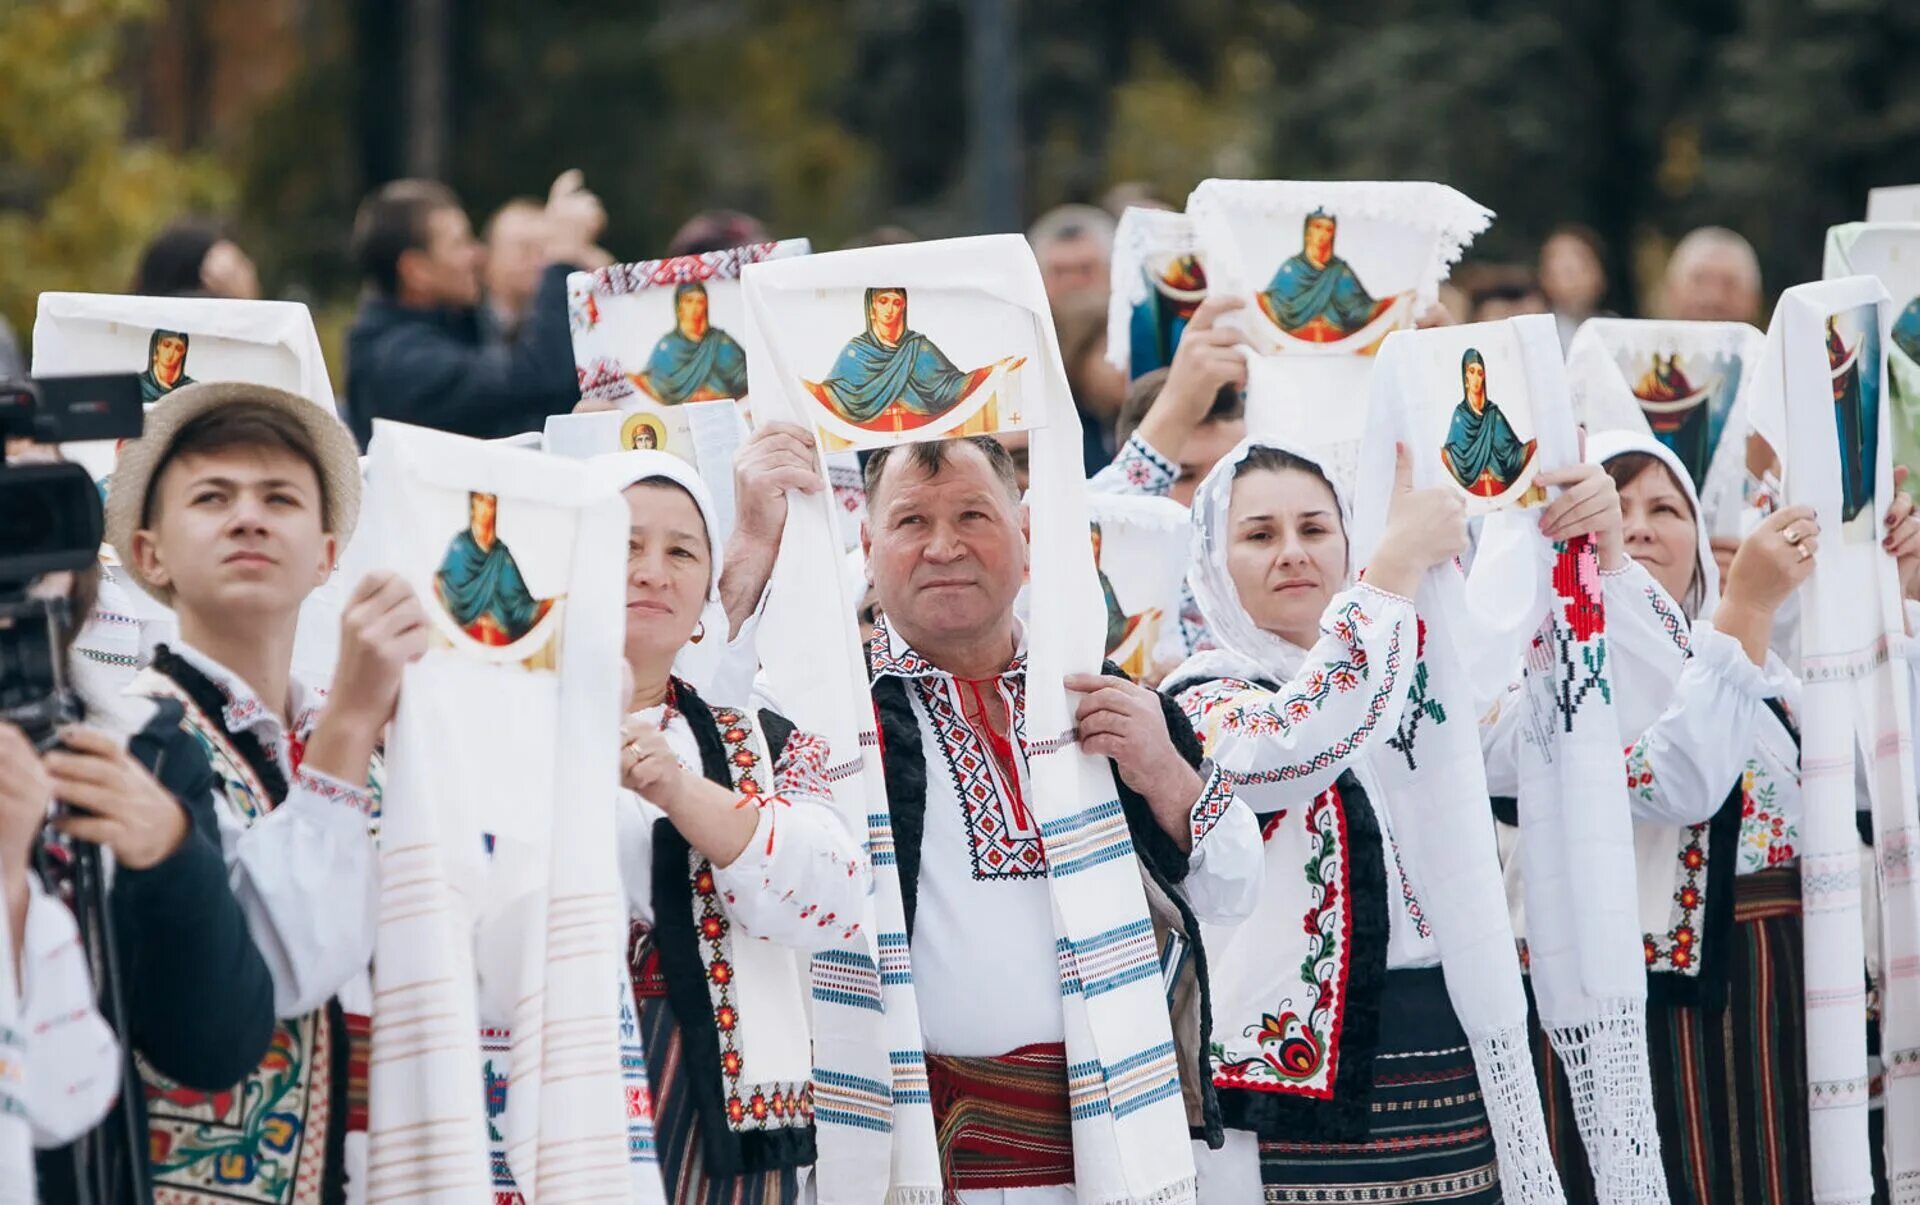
[57,831,147,1205]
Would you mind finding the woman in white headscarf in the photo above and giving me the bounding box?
[1162,435,1624,1202]
[594,451,873,1203]
[1485,429,1920,1204]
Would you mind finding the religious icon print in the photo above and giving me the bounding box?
[1110,207,1209,380]
[1257,210,1402,347]
[1406,326,1546,514]
[1618,347,1742,489]
[1824,223,1920,499]
[631,281,748,404]
[433,491,560,646]
[422,489,569,669]
[568,240,808,409]
[1084,494,1189,681]
[772,284,1042,451]
[803,287,1027,434]
[1825,302,1882,538]
[140,328,195,402]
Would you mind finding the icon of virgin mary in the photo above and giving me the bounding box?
[140,329,195,403]
[804,288,1025,431]
[434,492,556,646]
[1829,314,1878,524]
[632,281,748,405]
[1633,353,1714,484]
[1441,348,1537,498]
[1258,210,1395,341]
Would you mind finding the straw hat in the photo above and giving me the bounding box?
[105,381,363,604]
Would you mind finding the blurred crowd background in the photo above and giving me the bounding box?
[4,0,1919,395]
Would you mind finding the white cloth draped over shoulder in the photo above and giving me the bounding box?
[1743,275,1920,1205]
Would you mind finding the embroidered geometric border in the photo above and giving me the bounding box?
[915,677,1047,881]
[1189,764,1235,846]
[1038,799,1133,879]
[812,948,884,1012]
[812,1069,893,1133]
[890,1050,931,1105]
[1062,918,1159,999]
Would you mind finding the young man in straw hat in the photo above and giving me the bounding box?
[106,381,427,1204]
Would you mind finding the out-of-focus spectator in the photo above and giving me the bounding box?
[1054,289,1128,471]
[1463,264,1549,323]
[1660,226,1762,324]
[1101,182,1172,218]
[842,225,918,250]
[1435,282,1471,326]
[0,315,23,382]
[134,218,260,299]
[481,197,548,341]
[343,171,604,447]
[1539,223,1609,346]
[1028,203,1115,306]
[665,209,770,257]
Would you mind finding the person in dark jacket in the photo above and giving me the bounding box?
[342,172,606,447]
[21,568,277,1204]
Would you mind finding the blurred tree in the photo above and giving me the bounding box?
[0,0,229,338]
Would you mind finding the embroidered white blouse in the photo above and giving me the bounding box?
[162,643,379,1018]
[872,619,1262,1059]
[1173,582,1440,970]
[613,699,872,950]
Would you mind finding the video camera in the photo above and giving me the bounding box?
[0,372,143,746]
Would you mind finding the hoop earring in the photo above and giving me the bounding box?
[690,620,706,645]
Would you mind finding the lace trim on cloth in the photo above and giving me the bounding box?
[1468,1026,1566,1205]
[1544,999,1666,1202]
[1186,179,1493,310]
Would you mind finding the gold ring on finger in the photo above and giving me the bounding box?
[1799,543,1813,561]
[1784,525,1802,545]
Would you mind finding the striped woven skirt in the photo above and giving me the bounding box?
[640,995,802,1205]
[1531,866,1840,1205]
[1256,966,1502,1203]
[926,1042,1075,1192]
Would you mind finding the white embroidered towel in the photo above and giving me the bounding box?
[358,419,649,1203]
[1186,179,1491,496]
[1744,275,1917,1205]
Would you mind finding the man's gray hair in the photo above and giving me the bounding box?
[1027,204,1116,256]
[1665,226,1761,293]
[862,436,1023,509]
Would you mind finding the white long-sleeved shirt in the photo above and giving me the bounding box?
[613,700,871,950]
[869,616,1263,1063]
[165,643,379,1017]
[1173,582,1442,970]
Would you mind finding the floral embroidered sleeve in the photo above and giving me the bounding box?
[226,766,379,1017]
[1619,622,1791,827]
[711,729,873,952]
[1174,582,1416,810]
[1088,431,1177,497]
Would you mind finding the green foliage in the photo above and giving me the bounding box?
[0,0,229,337]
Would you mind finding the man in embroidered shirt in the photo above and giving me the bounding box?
[724,426,1262,1199]
[108,381,426,1204]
